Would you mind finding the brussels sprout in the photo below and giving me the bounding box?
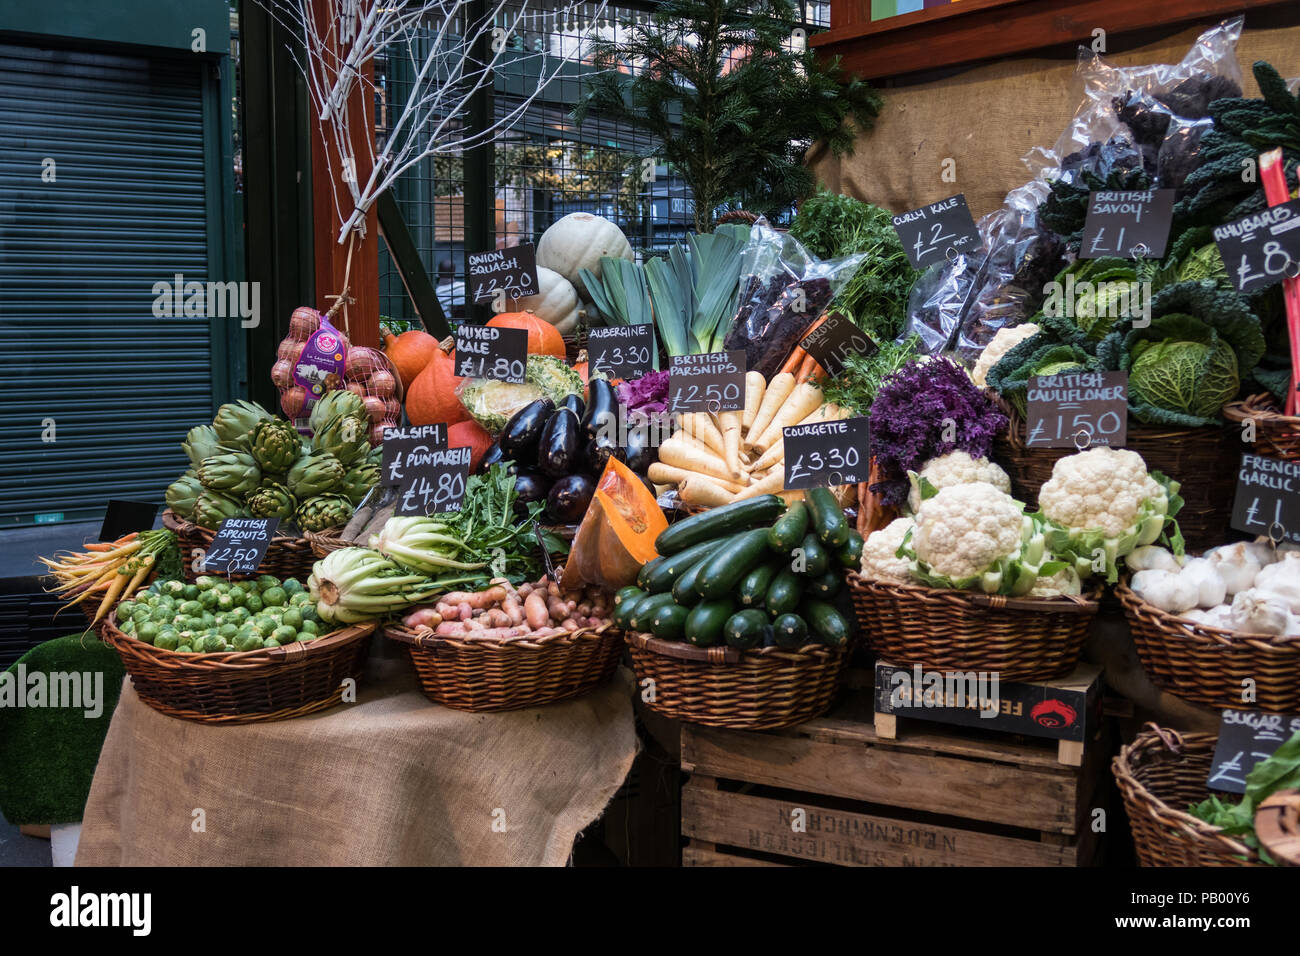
[132,606,153,624]
[120,619,137,636]
[179,600,202,617]
[164,580,186,596]
[272,625,296,644]
[228,586,247,607]
[218,622,239,639]
[245,594,263,614]
[281,578,304,595]
[228,606,251,623]
[216,594,234,613]
[154,633,179,651]
[182,584,200,601]
[261,586,287,607]
[257,575,279,592]
[194,575,219,591]
[137,622,159,645]
[200,612,217,628]
[300,604,319,624]
[117,600,136,618]
[280,607,303,630]
[295,631,312,642]
[262,637,281,648]
[198,589,219,610]
[232,633,261,652]
[175,644,194,654]
[198,634,226,653]
[299,620,319,636]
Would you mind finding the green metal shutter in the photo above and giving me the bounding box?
[0,42,216,526]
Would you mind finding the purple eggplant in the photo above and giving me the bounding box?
[545,473,595,524]
[499,398,554,461]
[537,409,580,479]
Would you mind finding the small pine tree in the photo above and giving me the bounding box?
[574,0,881,232]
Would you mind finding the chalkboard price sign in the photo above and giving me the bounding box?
[1230,452,1300,544]
[891,193,983,270]
[381,424,449,487]
[797,313,878,378]
[99,499,160,543]
[588,324,656,380]
[395,445,472,515]
[468,243,539,304]
[1208,708,1300,794]
[455,325,528,383]
[1025,370,1128,449]
[668,351,745,414]
[1213,198,1300,296]
[1079,189,1176,259]
[202,518,279,575]
[783,417,870,490]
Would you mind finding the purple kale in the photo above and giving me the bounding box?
[617,370,670,415]
[867,357,1009,507]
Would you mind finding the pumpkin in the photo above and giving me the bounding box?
[406,341,469,427]
[487,311,565,358]
[505,267,582,335]
[385,329,439,389]
[562,457,668,590]
[448,419,494,472]
[536,212,633,298]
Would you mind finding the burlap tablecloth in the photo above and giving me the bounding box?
[75,643,638,866]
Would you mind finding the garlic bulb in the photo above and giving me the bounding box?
[1131,569,1198,614]
[1177,558,1226,609]
[1128,545,1182,574]
[1228,588,1290,635]
[1204,543,1262,596]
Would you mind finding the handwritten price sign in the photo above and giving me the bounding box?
[892,194,983,270]
[588,324,656,380]
[395,446,472,515]
[202,518,279,574]
[1214,198,1300,296]
[455,325,527,383]
[668,351,745,413]
[468,243,539,303]
[1025,371,1128,449]
[783,417,870,490]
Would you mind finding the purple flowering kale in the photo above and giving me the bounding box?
[867,357,1009,507]
[616,370,670,416]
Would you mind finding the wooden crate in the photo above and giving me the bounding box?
[681,691,1111,867]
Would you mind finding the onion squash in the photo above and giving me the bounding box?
[506,267,582,335]
[405,340,469,427]
[562,456,668,590]
[537,212,633,297]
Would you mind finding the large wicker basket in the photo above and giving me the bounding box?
[383,622,620,712]
[846,572,1099,681]
[304,527,348,559]
[623,630,847,730]
[101,613,376,724]
[991,401,1238,553]
[163,508,318,583]
[1223,392,1300,460]
[1116,580,1300,712]
[1113,724,1262,866]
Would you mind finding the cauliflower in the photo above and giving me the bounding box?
[970,323,1040,388]
[860,517,915,583]
[907,450,1011,513]
[1037,447,1183,583]
[907,481,1050,595]
[1030,565,1083,599]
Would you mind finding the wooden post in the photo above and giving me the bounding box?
[309,2,380,347]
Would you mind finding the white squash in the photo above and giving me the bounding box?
[506,266,582,335]
[536,212,633,297]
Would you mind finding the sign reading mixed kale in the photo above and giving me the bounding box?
[455,324,528,383]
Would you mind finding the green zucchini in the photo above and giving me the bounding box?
[765,567,803,617]
[654,496,785,555]
[635,558,665,592]
[802,598,851,649]
[796,533,830,577]
[738,561,781,607]
[838,530,865,569]
[724,609,769,649]
[628,592,677,632]
[648,603,689,642]
[696,529,773,600]
[806,570,842,598]
[614,586,645,610]
[639,536,735,594]
[767,501,809,553]
[672,548,717,605]
[612,592,645,629]
[806,487,849,548]
[771,613,809,649]
[685,598,735,647]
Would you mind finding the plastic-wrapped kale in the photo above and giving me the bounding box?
[1156,73,1242,120]
[1113,90,1171,174]
[1039,137,1153,247]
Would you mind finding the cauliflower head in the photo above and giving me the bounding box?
[1029,565,1083,599]
[860,517,915,583]
[1037,446,1183,583]
[907,481,1051,595]
[907,450,1011,513]
[970,323,1040,388]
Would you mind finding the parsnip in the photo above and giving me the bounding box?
[751,402,846,472]
[719,410,742,478]
[648,461,747,496]
[679,412,726,457]
[732,465,785,500]
[753,383,826,452]
[658,435,738,483]
[745,372,794,448]
[742,371,766,432]
[677,475,735,508]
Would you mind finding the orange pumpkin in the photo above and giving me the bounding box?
[406,342,469,427]
[563,457,668,590]
[385,330,439,389]
[487,310,565,357]
[449,419,494,472]
[575,362,589,387]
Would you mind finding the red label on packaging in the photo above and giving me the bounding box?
[293,315,348,408]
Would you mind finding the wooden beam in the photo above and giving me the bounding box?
[377,191,451,338]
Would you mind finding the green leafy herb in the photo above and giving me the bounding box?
[820,334,921,417]
[1190,730,1300,865]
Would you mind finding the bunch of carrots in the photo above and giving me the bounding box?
[777,314,831,385]
[40,529,177,625]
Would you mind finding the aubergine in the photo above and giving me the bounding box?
[580,378,617,441]
[545,473,595,524]
[537,409,580,479]
[559,393,585,420]
[478,442,508,474]
[623,424,657,473]
[499,398,554,461]
[584,435,625,476]
[513,470,551,515]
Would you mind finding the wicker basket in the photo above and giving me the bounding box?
[846,572,1098,681]
[622,630,847,730]
[383,622,620,712]
[991,400,1238,553]
[1223,392,1300,460]
[162,508,318,583]
[1116,580,1300,712]
[304,527,348,559]
[101,613,376,724]
[1113,724,1262,866]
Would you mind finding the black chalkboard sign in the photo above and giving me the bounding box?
[202,518,279,575]
[1079,189,1176,259]
[588,324,656,380]
[395,445,472,515]
[783,417,870,490]
[891,193,983,270]
[99,499,160,543]
[381,424,449,488]
[1025,370,1128,449]
[1213,198,1300,296]
[668,351,745,414]
[797,313,878,378]
[1207,708,1300,794]
[455,325,528,383]
[468,243,539,304]
[1230,452,1300,545]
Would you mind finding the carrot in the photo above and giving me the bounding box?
[795,352,820,383]
[83,542,115,552]
[778,347,805,377]
[121,554,155,600]
[93,567,132,624]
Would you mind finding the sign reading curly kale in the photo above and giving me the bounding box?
[1213,198,1300,296]
[1079,189,1175,259]
[891,193,982,270]
[203,518,279,574]
[1231,452,1300,544]
[1025,370,1127,449]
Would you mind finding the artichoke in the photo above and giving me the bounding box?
[212,400,274,449]
[287,449,345,498]
[182,425,225,469]
[247,481,297,520]
[295,494,354,532]
[250,418,303,472]
[312,412,370,466]
[340,462,380,505]
[165,474,204,519]
[309,390,366,433]
[366,443,383,468]
[193,490,248,528]
[196,452,262,496]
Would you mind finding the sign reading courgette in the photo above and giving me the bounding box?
[782,417,870,490]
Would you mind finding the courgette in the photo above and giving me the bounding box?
[628,592,677,632]
[838,529,865,569]
[696,529,774,600]
[797,533,830,577]
[612,592,645,629]
[648,602,689,642]
[685,598,735,647]
[806,570,842,598]
[635,558,665,592]
[614,586,645,609]
[802,598,851,648]
[806,487,849,548]
[672,548,717,605]
[771,612,809,649]
[738,561,781,607]
[639,536,735,594]
[767,500,809,553]
[724,609,769,649]
[765,567,803,617]
[654,496,785,555]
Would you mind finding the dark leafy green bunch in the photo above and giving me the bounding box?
[1190,729,1300,865]
[574,0,882,231]
[1039,138,1153,248]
